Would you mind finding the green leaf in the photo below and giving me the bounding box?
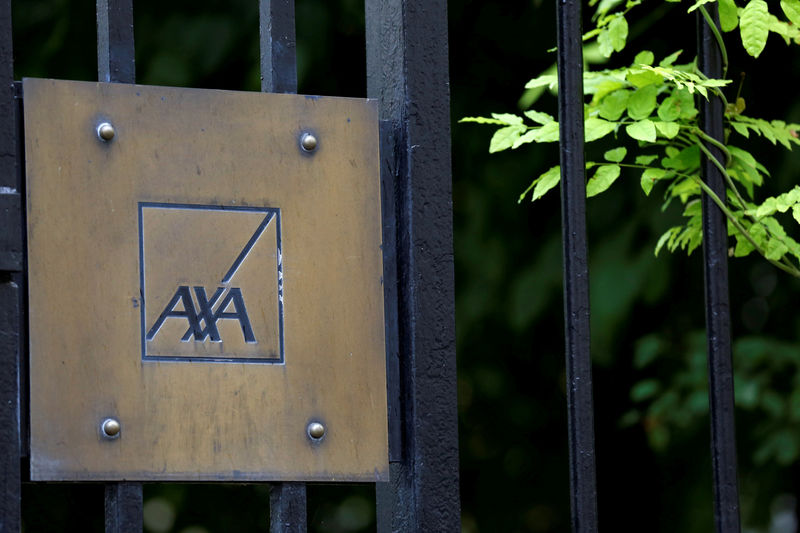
[636,154,659,165]
[511,129,539,149]
[598,90,630,121]
[781,0,800,25]
[608,15,630,50]
[594,0,626,16]
[489,126,525,153]
[531,121,560,143]
[675,89,698,119]
[634,335,662,369]
[729,145,763,187]
[459,116,508,125]
[687,0,715,13]
[655,227,681,256]
[659,50,683,67]
[735,376,760,408]
[740,0,770,58]
[526,165,562,202]
[662,145,700,171]
[586,164,621,197]
[754,198,778,219]
[585,117,617,142]
[657,96,680,122]
[765,236,789,261]
[524,110,555,125]
[654,121,680,139]
[749,186,800,218]
[719,0,739,31]
[794,204,800,225]
[598,15,629,57]
[631,379,661,402]
[626,119,657,142]
[627,85,659,120]
[768,14,800,45]
[491,113,524,125]
[731,122,750,137]
[683,200,702,217]
[633,50,655,66]
[641,168,667,195]
[589,79,626,102]
[604,147,627,162]
[511,122,560,148]
[734,229,756,256]
[749,223,768,248]
[626,68,664,88]
[525,74,558,90]
[679,217,703,255]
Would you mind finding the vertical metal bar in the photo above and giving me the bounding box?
[0,280,20,533]
[697,7,741,533]
[259,0,297,93]
[555,1,599,532]
[269,483,307,533]
[104,483,143,533]
[260,2,306,530]
[0,0,22,530]
[377,119,403,463]
[97,2,142,530]
[97,0,135,83]
[366,1,461,531]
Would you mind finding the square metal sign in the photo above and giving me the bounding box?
[24,78,388,481]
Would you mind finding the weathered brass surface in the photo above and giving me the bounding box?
[24,78,388,481]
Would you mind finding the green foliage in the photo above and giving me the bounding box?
[627,332,800,466]
[460,0,800,279]
[739,0,770,57]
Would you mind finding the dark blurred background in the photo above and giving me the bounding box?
[11,0,800,531]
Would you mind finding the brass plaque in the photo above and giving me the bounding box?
[24,78,388,481]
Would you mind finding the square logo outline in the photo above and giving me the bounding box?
[138,202,285,364]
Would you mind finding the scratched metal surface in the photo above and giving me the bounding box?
[24,78,388,482]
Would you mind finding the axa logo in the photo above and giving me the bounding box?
[146,285,256,344]
[139,203,284,363]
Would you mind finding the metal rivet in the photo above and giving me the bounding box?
[300,133,317,152]
[97,122,116,142]
[307,421,325,440]
[101,418,121,439]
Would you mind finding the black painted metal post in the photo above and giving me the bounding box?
[260,0,297,94]
[0,1,23,531]
[555,1,599,532]
[259,2,307,531]
[697,7,742,533]
[269,482,306,533]
[97,0,136,83]
[366,1,461,531]
[97,2,144,531]
[105,483,144,533]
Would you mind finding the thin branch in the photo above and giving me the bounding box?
[690,175,800,277]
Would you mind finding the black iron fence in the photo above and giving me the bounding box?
[555,2,740,532]
[0,0,460,531]
[1,0,748,532]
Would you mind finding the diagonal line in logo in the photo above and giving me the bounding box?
[181,286,225,342]
[221,211,275,284]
